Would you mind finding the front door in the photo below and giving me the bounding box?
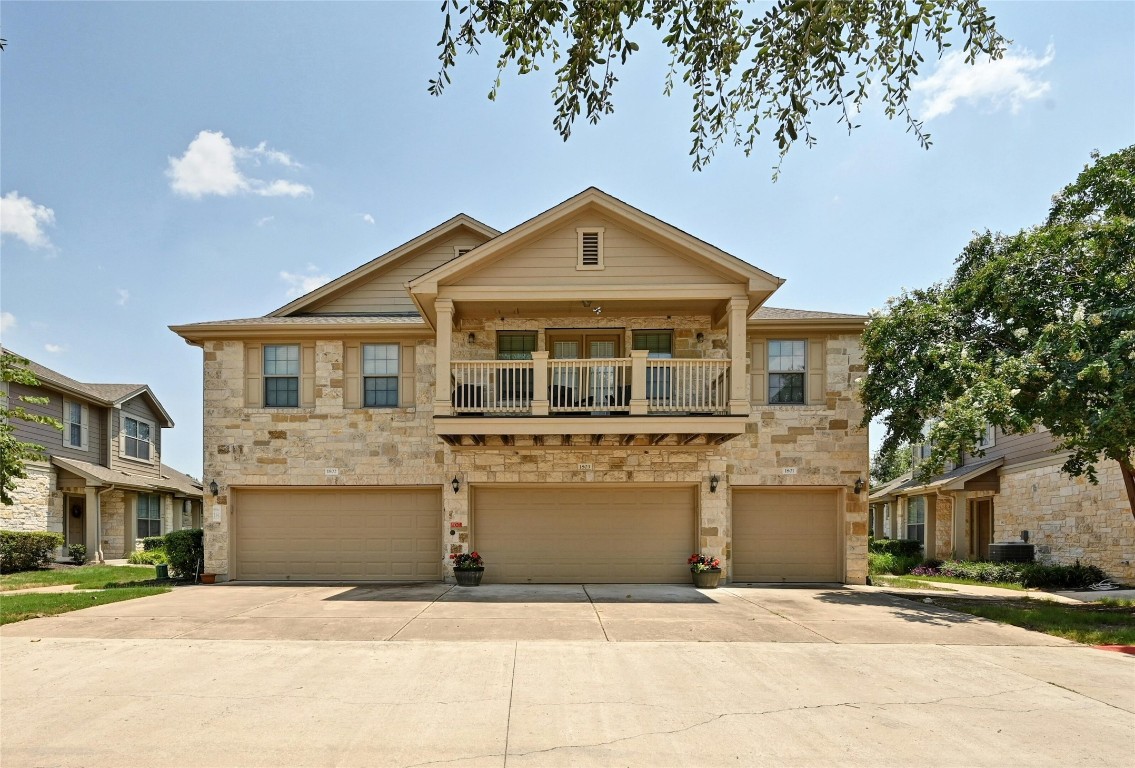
[970,499,993,560]
[66,496,85,557]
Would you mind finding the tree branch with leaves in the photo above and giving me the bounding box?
[429,0,1007,174]
[1,353,63,506]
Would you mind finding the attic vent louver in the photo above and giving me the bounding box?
[577,228,605,270]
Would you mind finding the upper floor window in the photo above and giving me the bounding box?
[632,331,673,357]
[363,343,399,407]
[122,415,153,461]
[976,424,996,450]
[264,344,300,407]
[576,228,605,270]
[137,493,161,538]
[497,332,537,360]
[63,399,88,450]
[768,340,806,404]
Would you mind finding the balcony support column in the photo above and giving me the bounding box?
[434,299,454,416]
[629,350,649,415]
[531,352,549,416]
[728,297,751,416]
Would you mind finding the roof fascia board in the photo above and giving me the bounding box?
[169,323,434,344]
[267,214,499,317]
[114,386,174,428]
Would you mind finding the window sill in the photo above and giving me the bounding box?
[118,454,155,467]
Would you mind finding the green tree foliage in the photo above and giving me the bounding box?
[870,441,912,486]
[1,353,63,505]
[429,0,1007,173]
[860,146,1135,516]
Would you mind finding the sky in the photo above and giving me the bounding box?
[1,2,1132,478]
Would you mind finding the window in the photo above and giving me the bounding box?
[906,496,926,545]
[496,332,537,360]
[264,344,300,407]
[976,424,996,450]
[363,344,399,407]
[122,415,153,461]
[768,340,806,404]
[63,399,87,449]
[576,228,604,270]
[137,494,161,538]
[633,331,673,400]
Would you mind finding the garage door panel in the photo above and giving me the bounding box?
[475,486,694,583]
[733,490,840,583]
[235,488,442,581]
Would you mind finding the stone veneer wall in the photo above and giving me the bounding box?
[934,495,954,560]
[993,460,1134,581]
[0,464,57,533]
[200,326,868,583]
[100,490,126,559]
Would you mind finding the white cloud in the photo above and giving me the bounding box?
[0,191,56,249]
[280,269,331,298]
[0,311,15,333]
[914,44,1055,121]
[167,130,313,199]
[360,213,375,225]
[256,216,276,227]
[44,343,65,354]
[116,288,130,306]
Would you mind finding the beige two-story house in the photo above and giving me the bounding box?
[171,189,869,584]
[868,426,1134,581]
[1,349,204,561]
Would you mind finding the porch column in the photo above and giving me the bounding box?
[531,351,549,416]
[629,350,648,415]
[953,491,970,560]
[727,297,750,415]
[434,299,454,416]
[84,487,99,561]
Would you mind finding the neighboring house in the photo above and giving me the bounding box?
[0,349,204,561]
[171,188,869,584]
[868,426,1134,581]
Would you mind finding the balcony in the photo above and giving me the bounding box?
[436,352,748,448]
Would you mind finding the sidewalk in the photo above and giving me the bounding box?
[853,579,1132,604]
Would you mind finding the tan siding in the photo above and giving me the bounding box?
[962,428,1061,467]
[457,218,738,287]
[311,234,491,313]
[7,383,106,465]
[109,397,161,477]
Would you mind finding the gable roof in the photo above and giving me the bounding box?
[871,458,1005,501]
[268,214,500,317]
[408,187,784,295]
[52,456,202,498]
[2,347,174,427]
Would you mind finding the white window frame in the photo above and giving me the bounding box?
[767,339,807,404]
[976,424,996,450]
[120,413,155,463]
[576,227,605,270]
[63,398,89,450]
[362,343,399,408]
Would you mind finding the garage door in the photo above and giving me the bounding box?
[233,488,442,581]
[474,486,695,583]
[732,489,840,582]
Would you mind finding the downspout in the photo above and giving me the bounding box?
[95,484,116,564]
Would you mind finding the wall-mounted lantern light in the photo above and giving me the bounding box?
[467,332,476,344]
[709,474,720,493]
[451,476,461,494]
[696,332,705,344]
[209,480,219,496]
[853,477,864,494]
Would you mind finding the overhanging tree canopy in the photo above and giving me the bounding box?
[430,0,1007,173]
[860,146,1135,516]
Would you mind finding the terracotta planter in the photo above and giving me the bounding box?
[691,568,722,589]
[454,567,485,587]
[200,573,217,584]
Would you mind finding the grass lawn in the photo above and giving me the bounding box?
[0,587,171,625]
[0,565,161,592]
[871,575,954,591]
[933,597,1135,645]
[912,575,1025,591]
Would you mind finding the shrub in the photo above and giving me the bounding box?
[869,539,923,557]
[141,536,165,552]
[164,529,204,578]
[0,531,64,573]
[1019,561,1108,589]
[869,551,922,576]
[127,549,167,565]
[68,544,87,565]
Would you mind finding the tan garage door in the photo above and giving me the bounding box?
[233,488,442,581]
[474,486,695,583]
[732,489,840,582]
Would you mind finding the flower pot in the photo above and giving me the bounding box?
[454,567,485,587]
[200,573,217,584]
[691,568,722,589]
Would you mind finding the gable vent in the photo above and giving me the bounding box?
[577,228,605,270]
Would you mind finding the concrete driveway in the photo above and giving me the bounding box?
[0,582,1091,643]
[3,584,1133,767]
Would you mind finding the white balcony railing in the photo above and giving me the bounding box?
[450,357,729,415]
